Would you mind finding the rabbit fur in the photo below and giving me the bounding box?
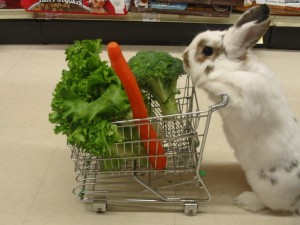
[183,5,300,214]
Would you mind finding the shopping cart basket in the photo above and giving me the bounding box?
[70,75,229,214]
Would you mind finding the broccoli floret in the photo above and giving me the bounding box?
[128,51,185,115]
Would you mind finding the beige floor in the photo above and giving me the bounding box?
[0,44,299,225]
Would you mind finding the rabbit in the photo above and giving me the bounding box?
[183,4,300,214]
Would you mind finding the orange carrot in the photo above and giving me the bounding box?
[107,42,167,170]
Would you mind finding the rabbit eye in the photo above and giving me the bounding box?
[202,46,213,57]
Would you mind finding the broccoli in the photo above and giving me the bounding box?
[128,51,185,115]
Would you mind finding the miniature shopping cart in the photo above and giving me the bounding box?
[70,76,228,214]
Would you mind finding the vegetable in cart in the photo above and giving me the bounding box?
[128,50,185,115]
[49,39,146,170]
[107,41,167,170]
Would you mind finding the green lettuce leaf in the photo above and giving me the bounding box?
[49,39,145,169]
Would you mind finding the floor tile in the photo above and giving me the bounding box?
[23,215,174,225]
[0,76,58,128]
[0,213,27,225]
[0,45,30,75]
[0,139,57,214]
[0,127,66,146]
[6,45,67,80]
[0,71,5,79]
[174,212,300,225]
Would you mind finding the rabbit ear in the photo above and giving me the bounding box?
[223,4,271,60]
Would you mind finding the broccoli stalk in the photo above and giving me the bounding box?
[128,51,185,115]
[143,75,180,115]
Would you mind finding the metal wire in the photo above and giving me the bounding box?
[69,76,229,210]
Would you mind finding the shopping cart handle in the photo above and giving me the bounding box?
[209,94,229,112]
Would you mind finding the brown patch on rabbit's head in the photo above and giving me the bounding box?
[194,37,225,76]
[182,51,190,69]
[182,30,225,78]
[195,38,225,64]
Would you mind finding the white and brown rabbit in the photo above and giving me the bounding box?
[183,5,300,214]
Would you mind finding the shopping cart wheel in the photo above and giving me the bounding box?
[93,201,107,213]
[184,202,198,214]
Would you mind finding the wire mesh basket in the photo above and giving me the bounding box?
[70,75,228,214]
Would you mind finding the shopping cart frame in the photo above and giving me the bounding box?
[70,76,229,214]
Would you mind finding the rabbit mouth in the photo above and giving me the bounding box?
[188,63,214,88]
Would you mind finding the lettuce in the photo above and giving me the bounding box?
[49,39,133,161]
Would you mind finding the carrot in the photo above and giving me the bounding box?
[107,42,167,170]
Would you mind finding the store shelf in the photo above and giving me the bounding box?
[273,16,300,28]
[1,9,300,27]
[0,9,237,23]
[0,9,299,49]
[0,9,34,19]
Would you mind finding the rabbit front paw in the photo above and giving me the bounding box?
[235,191,266,212]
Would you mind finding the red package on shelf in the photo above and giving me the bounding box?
[2,0,22,8]
[21,0,130,15]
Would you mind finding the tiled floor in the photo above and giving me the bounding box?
[0,44,299,225]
